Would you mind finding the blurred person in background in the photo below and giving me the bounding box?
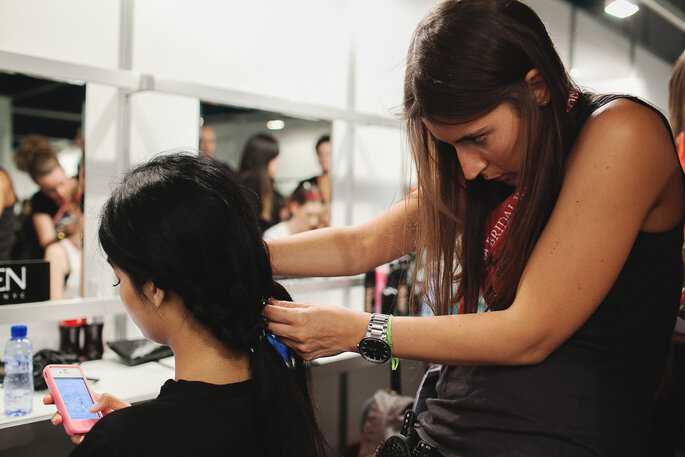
[199,125,218,159]
[14,135,83,299]
[263,181,325,240]
[300,135,331,227]
[239,133,284,232]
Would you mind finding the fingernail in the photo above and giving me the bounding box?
[51,417,57,424]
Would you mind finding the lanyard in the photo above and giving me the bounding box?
[477,90,581,309]
[483,190,520,265]
[480,190,520,306]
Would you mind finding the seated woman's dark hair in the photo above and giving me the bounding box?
[98,151,326,457]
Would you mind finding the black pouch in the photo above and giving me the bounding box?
[374,410,443,457]
[32,349,81,390]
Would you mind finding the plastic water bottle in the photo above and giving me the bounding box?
[4,325,33,417]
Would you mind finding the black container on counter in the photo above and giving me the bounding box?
[58,318,85,356]
[82,317,104,360]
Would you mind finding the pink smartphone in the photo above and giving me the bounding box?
[43,364,102,436]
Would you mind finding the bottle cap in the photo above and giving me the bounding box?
[10,325,27,338]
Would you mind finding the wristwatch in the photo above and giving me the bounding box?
[357,313,392,364]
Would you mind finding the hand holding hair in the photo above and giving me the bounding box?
[264,298,369,361]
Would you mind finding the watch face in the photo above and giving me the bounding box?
[358,338,391,363]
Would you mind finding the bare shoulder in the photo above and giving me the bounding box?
[566,97,683,231]
[580,98,672,152]
[569,98,675,174]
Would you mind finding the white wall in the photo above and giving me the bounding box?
[128,92,200,164]
[83,84,123,301]
[635,45,673,113]
[0,0,120,69]
[572,9,636,94]
[352,0,435,116]
[131,0,351,109]
[526,0,573,68]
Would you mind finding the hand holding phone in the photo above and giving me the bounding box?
[43,365,102,436]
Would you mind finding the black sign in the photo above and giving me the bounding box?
[0,260,50,305]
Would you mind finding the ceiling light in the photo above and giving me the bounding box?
[605,0,639,19]
[266,119,285,130]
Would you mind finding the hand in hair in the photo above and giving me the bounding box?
[264,298,370,360]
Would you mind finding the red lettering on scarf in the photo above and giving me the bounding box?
[483,193,519,262]
[481,190,520,306]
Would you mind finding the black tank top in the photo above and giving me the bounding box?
[416,95,684,457]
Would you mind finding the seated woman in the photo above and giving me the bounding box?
[14,135,83,299]
[263,181,325,240]
[45,153,326,457]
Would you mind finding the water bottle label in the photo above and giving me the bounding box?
[4,355,31,373]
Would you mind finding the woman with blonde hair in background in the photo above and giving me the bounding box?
[14,135,83,299]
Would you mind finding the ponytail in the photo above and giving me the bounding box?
[248,281,326,457]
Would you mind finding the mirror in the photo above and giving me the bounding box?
[0,71,85,301]
[199,101,332,237]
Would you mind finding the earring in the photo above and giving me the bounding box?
[542,97,550,106]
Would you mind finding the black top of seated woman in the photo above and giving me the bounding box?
[68,379,264,457]
[415,95,685,457]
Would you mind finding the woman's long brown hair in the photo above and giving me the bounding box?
[238,133,280,223]
[403,0,585,315]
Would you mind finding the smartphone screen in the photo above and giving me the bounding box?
[53,377,99,420]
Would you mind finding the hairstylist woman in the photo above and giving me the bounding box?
[45,153,326,457]
[264,1,685,456]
